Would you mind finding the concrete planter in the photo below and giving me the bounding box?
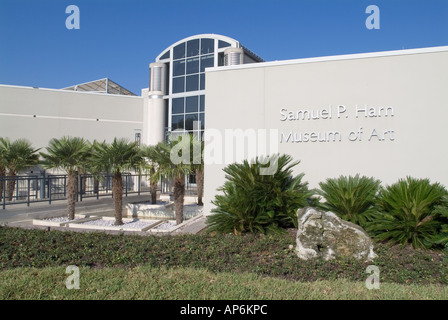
[32,215,100,227]
[67,216,163,232]
[148,213,204,234]
[126,201,175,219]
[126,201,201,221]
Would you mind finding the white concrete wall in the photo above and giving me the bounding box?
[204,47,448,215]
[141,88,150,144]
[0,85,144,150]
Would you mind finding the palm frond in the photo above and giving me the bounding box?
[0,138,40,173]
[317,174,381,227]
[367,177,448,249]
[206,154,311,234]
[90,138,141,175]
[40,136,91,174]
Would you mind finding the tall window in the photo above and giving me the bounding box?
[171,38,213,138]
[171,38,214,94]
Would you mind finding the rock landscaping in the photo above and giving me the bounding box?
[295,207,377,262]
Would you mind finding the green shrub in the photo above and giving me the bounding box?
[317,174,381,227]
[368,177,448,249]
[431,196,448,248]
[206,154,312,234]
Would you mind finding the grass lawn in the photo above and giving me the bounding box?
[0,226,447,300]
[1,266,447,300]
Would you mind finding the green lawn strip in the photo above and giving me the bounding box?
[1,226,447,285]
[1,266,447,300]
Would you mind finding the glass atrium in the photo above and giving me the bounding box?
[149,34,264,140]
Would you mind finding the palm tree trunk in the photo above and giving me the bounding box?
[67,171,77,220]
[150,168,157,204]
[196,168,204,206]
[6,170,16,201]
[150,181,158,204]
[113,171,123,226]
[174,174,185,225]
[0,166,5,202]
[93,177,99,194]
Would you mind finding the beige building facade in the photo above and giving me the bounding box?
[204,46,448,215]
[0,84,143,149]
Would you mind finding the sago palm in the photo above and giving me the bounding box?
[207,154,311,234]
[317,174,381,227]
[368,177,448,249]
[431,197,448,248]
[90,138,142,225]
[0,138,40,201]
[40,136,91,220]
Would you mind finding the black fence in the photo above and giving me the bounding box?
[0,173,198,209]
[0,173,151,209]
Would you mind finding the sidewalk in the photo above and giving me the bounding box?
[0,194,207,235]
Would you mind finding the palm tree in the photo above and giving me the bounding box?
[0,138,40,201]
[40,137,91,220]
[190,137,204,206]
[90,138,141,225]
[140,144,164,205]
[0,137,7,202]
[157,135,193,225]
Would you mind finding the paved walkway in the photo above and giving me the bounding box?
[175,215,207,234]
[0,194,208,235]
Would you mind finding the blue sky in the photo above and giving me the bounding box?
[0,0,447,95]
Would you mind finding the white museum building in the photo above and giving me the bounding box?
[1,34,447,211]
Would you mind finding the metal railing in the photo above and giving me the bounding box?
[0,173,151,209]
[0,173,199,209]
[159,176,198,195]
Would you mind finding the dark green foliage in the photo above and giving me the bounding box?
[149,135,195,225]
[317,174,381,227]
[0,138,40,173]
[427,196,448,249]
[206,154,312,234]
[368,177,448,249]
[89,138,142,175]
[90,138,142,225]
[0,226,446,285]
[0,138,40,201]
[40,136,91,173]
[40,137,91,220]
